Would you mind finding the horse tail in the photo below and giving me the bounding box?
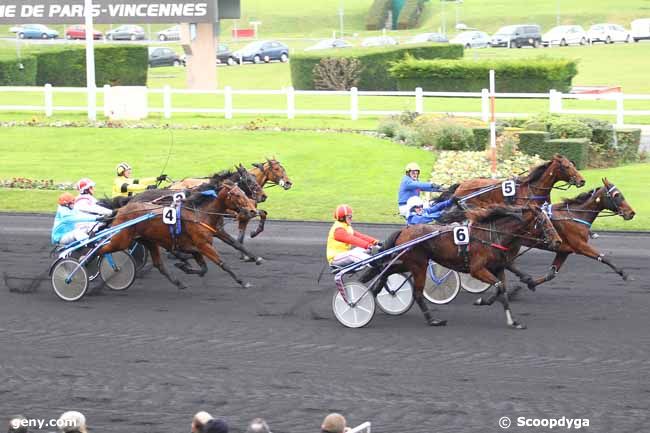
[437,183,460,202]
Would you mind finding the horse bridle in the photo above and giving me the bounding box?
[604,184,624,215]
[236,171,265,202]
[263,161,289,189]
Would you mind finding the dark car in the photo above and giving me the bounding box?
[216,44,237,65]
[490,24,542,48]
[106,25,145,41]
[157,25,180,41]
[148,47,182,67]
[232,40,289,64]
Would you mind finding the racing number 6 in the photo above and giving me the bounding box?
[453,226,470,245]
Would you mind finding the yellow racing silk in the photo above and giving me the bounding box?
[112,176,158,198]
[326,220,354,263]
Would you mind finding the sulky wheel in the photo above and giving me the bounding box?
[423,261,460,304]
[51,259,89,302]
[100,251,136,291]
[376,273,414,315]
[459,273,491,294]
[128,241,148,273]
[332,282,375,328]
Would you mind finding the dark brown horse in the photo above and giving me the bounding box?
[99,181,258,290]
[443,154,586,207]
[382,205,562,329]
[507,178,636,291]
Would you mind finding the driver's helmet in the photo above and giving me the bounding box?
[334,204,353,222]
[57,192,75,206]
[406,196,425,212]
[116,162,132,176]
[405,162,420,173]
[76,178,96,194]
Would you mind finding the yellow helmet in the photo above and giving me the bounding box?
[405,162,420,173]
[116,162,131,176]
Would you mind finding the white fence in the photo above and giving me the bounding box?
[1,84,650,125]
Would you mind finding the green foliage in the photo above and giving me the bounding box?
[471,127,490,151]
[35,45,147,87]
[547,117,592,140]
[0,56,37,85]
[291,44,463,91]
[396,0,426,29]
[518,131,551,157]
[390,57,578,92]
[377,116,401,137]
[615,128,642,163]
[366,0,392,30]
[428,121,475,150]
[531,138,590,169]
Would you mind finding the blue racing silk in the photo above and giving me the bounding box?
[406,199,453,225]
[51,205,99,244]
[398,175,440,205]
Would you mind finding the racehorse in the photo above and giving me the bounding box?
[507,178,636,291]
[98,181,259,290]
[441,154,586,207]
[382,204,562,329]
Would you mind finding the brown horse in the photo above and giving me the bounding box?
[248,158,293,190]
[382,204,562,329]
[507,178,636,291]
[445,154,586,207]
[98,181,258,290]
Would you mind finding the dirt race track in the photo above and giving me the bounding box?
[1,214,649,433]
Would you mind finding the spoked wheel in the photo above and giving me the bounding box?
[100,251,136,291]
[69,248,101,281]
[423,261,460,304]
[459,273,491,293]
[128,241,148,272]
[51,259,89,302]
[376,273,414,315]
[332,282,375,328]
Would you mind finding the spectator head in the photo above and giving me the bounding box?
[58,411,87,433]
[321,413,347,433]
[203,418,229,433]
[7,415,28,433]
[246,418,271,433]
[191,411,213,433]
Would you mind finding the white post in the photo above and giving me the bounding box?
[481,88,489,122]
[286,86,295,119]
[350,86,358,120]
[224,86,233,119]
[549,89,563,113]
[163,85,172,119]
[415,87,423,114]
[102,84,110,117]
[489,69,497,178]
[84,0,97,121]
[44,83,53,117]
[616,92,624,126]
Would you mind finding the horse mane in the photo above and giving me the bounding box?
[381,230,402,251]
[558,188,599,207]
[97,195,132,209]
[185,181,232,207]
[518,160,552,183]
[466,205,525,224]
[208,168,237,185]
[437,184,459,202]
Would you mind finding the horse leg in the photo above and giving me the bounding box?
[470,268,501,306]
[495,270,526,330]
[524,252,570,291]
[195,242,251,289]
[411,268,447,326]
[140,240,188,290]
[173,252,208,277]
[250,209,267,238]
[236,217,251,261]
[575,242,630,281]
[213,227,263,265]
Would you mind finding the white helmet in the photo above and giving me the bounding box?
[116,162,132,176]
[406,196,424,211]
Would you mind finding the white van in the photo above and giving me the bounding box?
[631,18,650,41]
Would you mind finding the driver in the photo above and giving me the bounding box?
[51,192,106,245]
[405,196,454,226]
[398,162,442,217]
[112,162,168,197]
[326,204,380,267]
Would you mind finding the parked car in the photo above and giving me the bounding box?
[631,18,650,41]
[157,25,180,41]
[304,38,353,51]
[490,24,541,48]
[106,25,145,41]
[148,47,182,67]
[450,31,490,48]
[360,36,398,47]
[65,25,103,40]
[232,40,289,64]
[542,25,588,46]
[17,24,59,39]
[9,25,23,34]
[587,23,631,44]
[216,44,236,65]
[405,32,448,44]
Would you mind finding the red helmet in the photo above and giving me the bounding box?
[334,204,353,221]
[76,178,96,193]
[58,192,75,206]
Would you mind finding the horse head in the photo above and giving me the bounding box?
[552,154,586,187]
[220,181,258,220]
[265,158,293,190]
[237,163,267,203]
[600,178,635,220]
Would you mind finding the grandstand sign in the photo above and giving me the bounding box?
[0,0,215,24]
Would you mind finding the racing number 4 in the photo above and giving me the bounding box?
[162,206,177,225]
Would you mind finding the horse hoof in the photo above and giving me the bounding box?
[177,284,188,290]
[427,319,447,327]
[510,321,527,330]
[255,257,264,265]
[473,297,484,306]
[241,282,251,289]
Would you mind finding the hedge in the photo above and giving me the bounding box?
[396,0,426,29]
[36,45,148,87]
[518,131,550,157]
[291,44,464,91]
[390,57,578,92]
[366,0,392,30]
[615,128,642,162]
[520,137,589,169]
[0,56,38,86]
[471,127,490,151]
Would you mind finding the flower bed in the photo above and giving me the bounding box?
[1,178,75,190]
